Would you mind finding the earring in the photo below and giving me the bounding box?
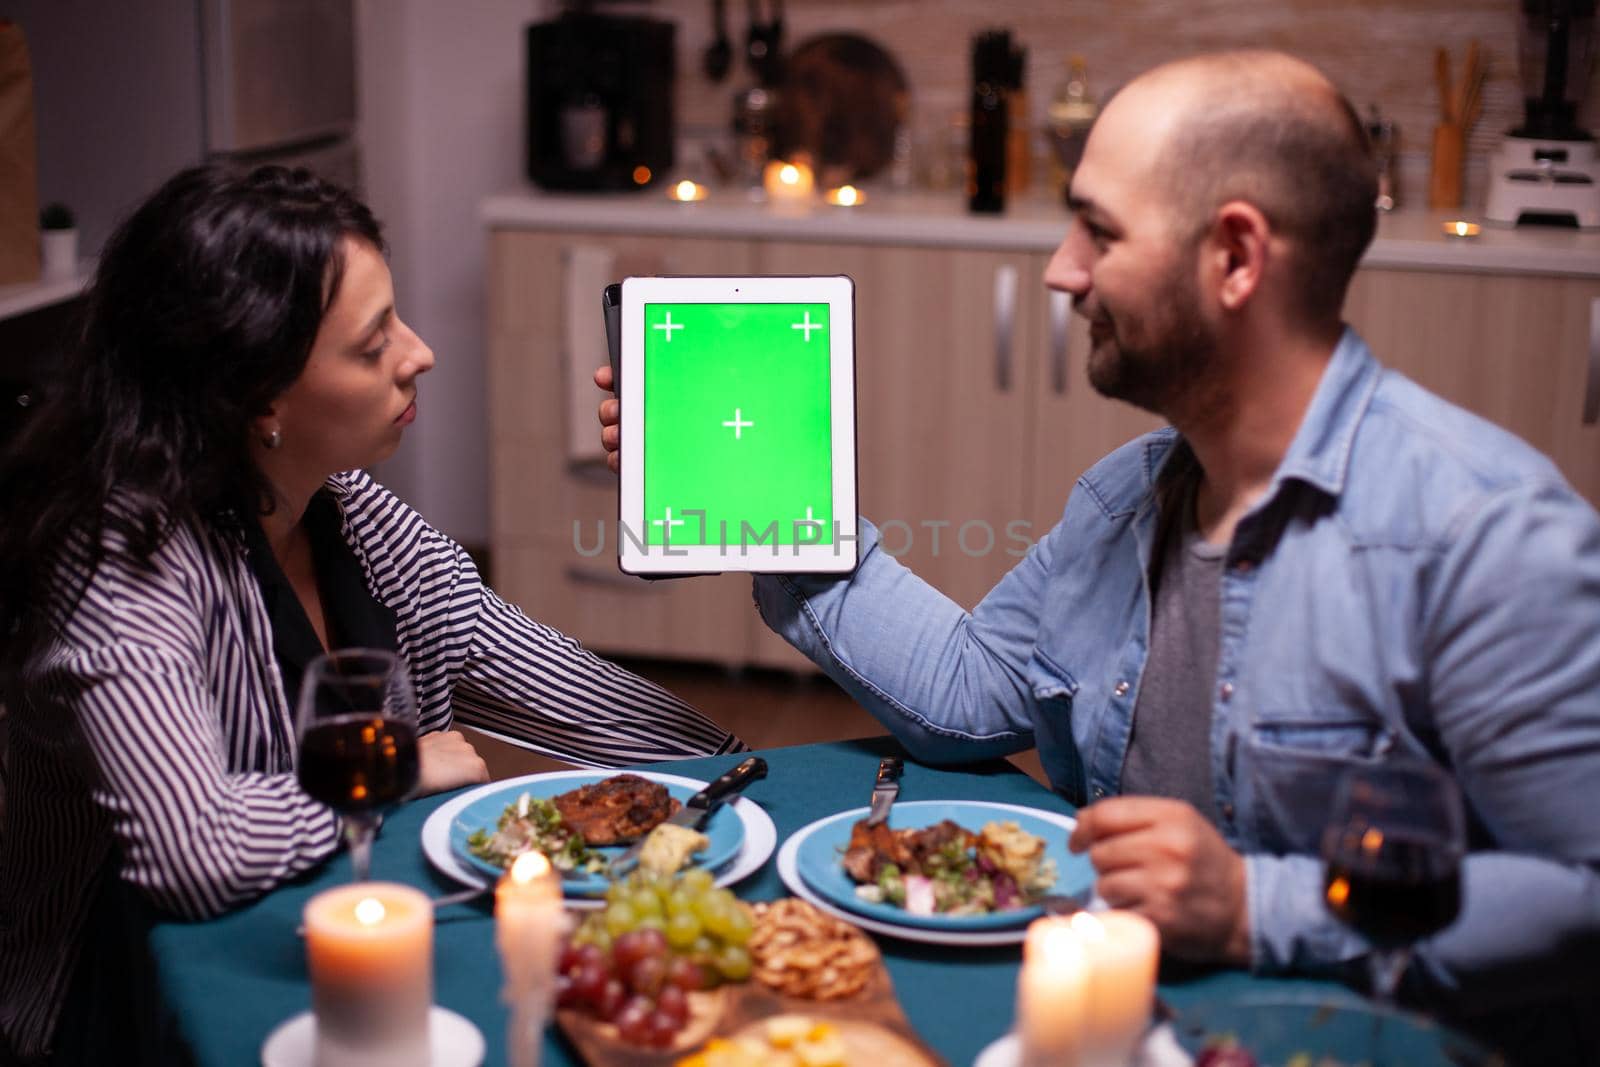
[264,428,282,450]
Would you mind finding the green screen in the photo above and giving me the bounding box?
[643,302,833,549]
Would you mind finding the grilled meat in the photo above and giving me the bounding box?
[842,819,976,883]
[551,773,681,845]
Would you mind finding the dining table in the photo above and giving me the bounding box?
[145,736,1495,1066]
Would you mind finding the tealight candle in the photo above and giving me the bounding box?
[668,179,707,202]
[825,184,866,207]
[302,882,432,1067]
[496,851,565,1067]
[763,158,815,203]
[1442,219,1482,239]
[1072,910,1161,1067]
[1016,916,1089,1067]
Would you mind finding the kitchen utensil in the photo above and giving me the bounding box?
[744,0,784,86]
[703,0,732,82]
[866,755,903,826]
[610,756,768,873]
[771,32,909,184]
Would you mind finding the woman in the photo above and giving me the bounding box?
[0,164,744,1062]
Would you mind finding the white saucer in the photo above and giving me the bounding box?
[973,1026,1193,1067]
[261,1005,485,1067]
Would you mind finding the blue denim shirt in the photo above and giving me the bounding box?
[756,329,1600,1040]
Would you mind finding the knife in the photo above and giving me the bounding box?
[611,756,768,874]
[866,755,903,826]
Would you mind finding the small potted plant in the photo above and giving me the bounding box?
[39,202,77,280]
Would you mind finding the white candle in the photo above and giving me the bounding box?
[303,882,432,1067]
[1017,916,1089,1066]
[1072,911,1161,1067]
[496,851,565,1067]
[763,159,815,203]
[668,179,707,202]
[825,184,866,207]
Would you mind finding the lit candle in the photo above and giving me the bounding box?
[668,179,707,202]
[825,184,866,207]
[1016,916,1089,1066]
[763,159,816,203]
[1442,220,1482,239]
[496,851,565,1067]
[1072,911,1161,1067]
[302,882,432,1067]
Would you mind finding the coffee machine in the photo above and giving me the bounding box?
[1487,0,1600,227]
[526,5,675,191]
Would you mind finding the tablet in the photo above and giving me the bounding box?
[618,275,857,574]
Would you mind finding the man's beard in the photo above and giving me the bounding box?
[1084,265,1220,420]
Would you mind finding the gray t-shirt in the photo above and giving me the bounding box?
[1119,477,1224,822]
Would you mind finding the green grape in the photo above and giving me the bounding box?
[688,935,716,963]
[664,910,702,950]
[721,903,754,946]
[585,922,613,953]
[680,868,714,894]
[711,944,752,982]
[664,888,696,918]
[604,902,638,938]
[629,888,664,919]
[604,880,629,906]
[635,914,666,935]
[692,892,729,933]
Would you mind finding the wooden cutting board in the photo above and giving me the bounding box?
[556,960,947,1067]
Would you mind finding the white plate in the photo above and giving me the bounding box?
[261,1005,484,1067]
[775,800,1078,947]
[421,770,777,909]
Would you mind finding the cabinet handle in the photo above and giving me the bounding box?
[1587,297,1600,426]
[994,263,1017,392]
[1049,290,1073,395]
[563,565,660,592]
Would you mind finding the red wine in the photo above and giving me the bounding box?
[299,715,420,815]
[1324,838,1462,948]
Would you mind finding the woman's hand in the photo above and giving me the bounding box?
[595,364,620,474]
[414,729,490,796]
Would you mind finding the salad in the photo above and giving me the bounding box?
[465,792,608,873]
[842,818,1056,916]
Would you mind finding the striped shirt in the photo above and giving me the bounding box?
[0,470,744,1058]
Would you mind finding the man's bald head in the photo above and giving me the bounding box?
[1108,52,1378,327]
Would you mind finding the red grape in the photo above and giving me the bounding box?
[656,984,689,1026]
[554,974,581,1009]
[1196,1042,1259,1067]
[612,927,669,971]
[665,955,707,992]
[645,1008,682,1048]
[593,977,627,1021]
[626,955,667,997]
[614,996,655,1044]
[571,960,608,1004]
[559,941,583,975]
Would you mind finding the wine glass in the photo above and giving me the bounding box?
[295,648,421,882]
[1321,759,1466,1008]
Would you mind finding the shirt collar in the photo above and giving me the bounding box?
[1267,326,1382,500]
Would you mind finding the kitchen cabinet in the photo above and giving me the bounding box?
[486,195,1600,670]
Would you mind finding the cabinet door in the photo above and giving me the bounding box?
[1345,269,1600,508]
[1026,273,1165,540]
[754,240,1039,617]
[487,230,761,664]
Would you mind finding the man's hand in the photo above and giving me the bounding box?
[595,365,620,473]
[1068,796,1251,964]
[414,729,490,796]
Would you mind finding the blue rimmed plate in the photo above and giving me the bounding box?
[442,771,745,897]
[790,800,1090,932]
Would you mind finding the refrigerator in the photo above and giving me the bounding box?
[15,0,360,256]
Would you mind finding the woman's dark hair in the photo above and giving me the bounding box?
[0,163,384,678]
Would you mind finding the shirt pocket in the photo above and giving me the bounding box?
[1240,713,1390,854]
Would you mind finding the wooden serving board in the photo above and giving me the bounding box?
[556,961,947,1067]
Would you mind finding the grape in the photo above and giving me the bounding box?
[656,984,689,1026]
[603,902,637,938]
[633,926,669,958]
[681,868,714,894]
[664,910,702,949]
[711,944,752,982]
[571,960,608,1004]
[721,903,754,945]
[611,930,651,971]
[666,955,707,992]
[630,887,664,919]
[626,955,667,997]
[593,977,627,1021]
[665,888,696,918]
[1196,1044,1258,1067]
[693,893,729,934]
[559,941,584,975]
[614,996,655,1045]
[554,974,580,1009]
[584,924,613,953]
[635,915,666,935]
[645,1008,682,1048]
[688,935,717,962]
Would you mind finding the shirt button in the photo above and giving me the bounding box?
[1233,558,1254,573]
[1219,682,1235,702]
[1113,680,1130,697]
[1092,785,1106,799]
[1222,802,1236,820]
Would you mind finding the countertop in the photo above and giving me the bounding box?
[483,186,1600,278]
[0,262,92,323]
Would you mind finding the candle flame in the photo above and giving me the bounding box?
[1360,827,1384,853]
[1454,221,1469,236]
[1326,875,1350,909]
[1068,910,1106,942]
[779,164,801,186]
[672,180,703,202]
[354,897,386,926]
[510,850,551,884]
[834,185,861,206]
[1037,921,1086,965]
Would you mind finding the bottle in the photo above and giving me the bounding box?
[968,30,1011,214]
[1046,56,1098,202]
[1005,46,1031,197]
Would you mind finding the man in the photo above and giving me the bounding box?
[597,51,1600,1060]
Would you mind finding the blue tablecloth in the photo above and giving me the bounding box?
[146,738,1474,1066]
